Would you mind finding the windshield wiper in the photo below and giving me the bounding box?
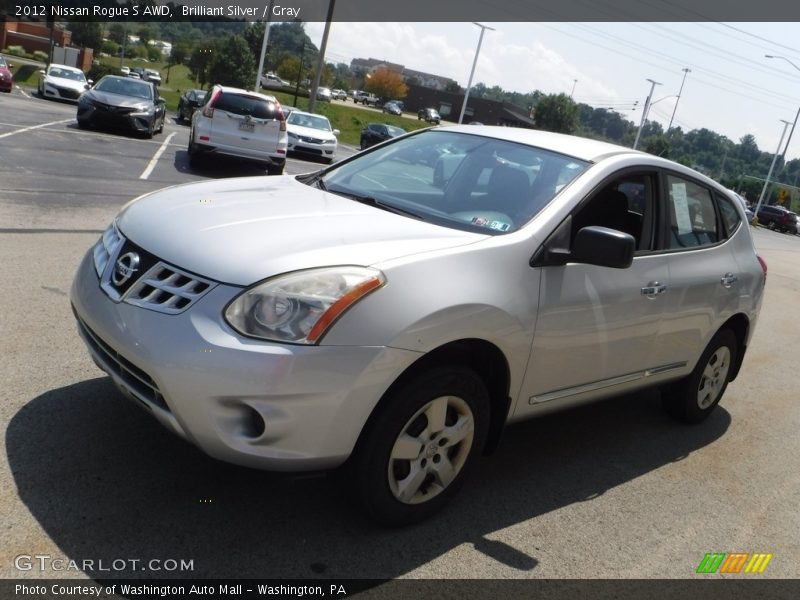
[325,187,422,219]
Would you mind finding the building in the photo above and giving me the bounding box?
[0,21,93,70]
[404,84,536,128]
[350,57,457,91]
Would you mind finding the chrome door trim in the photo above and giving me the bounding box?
[529,361,688,405]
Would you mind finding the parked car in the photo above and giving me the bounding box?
[129,67,145,80]
[355,91,380,106]
[360,122,406,149]
[0,55,12,93]
[389,100,405,111]
[76,75,166,138]
[176,89,207,123]
[261,73,290,88]
[332,89,348,100]
[729,191,754,223]
[418,107,441,124]
[120,66,130,76]
[127,72,141,80]
[38,64,91,102]
[143,69,161,86]
[756,203,798,233]
[383,101,402,115]
[71,126,766,526]
[285,110,339,163]
[189,85,287,174]
[316,87,333,102]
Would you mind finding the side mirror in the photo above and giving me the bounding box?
[333,129,340,136]
[39,69,45,75]
[87,79,93,85]
[571,226,634,269]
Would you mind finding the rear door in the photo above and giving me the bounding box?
[210,91,283,154]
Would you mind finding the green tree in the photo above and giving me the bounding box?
[137,25,153,47]
[644,135,671,158]
[69,21,103,50]
[207,35,257,89]
[108,24,126,45]
[445,81,461,93]
[533,93,579,134]
[189,44,216,89]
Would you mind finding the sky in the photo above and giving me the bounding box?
[302,22,800,160]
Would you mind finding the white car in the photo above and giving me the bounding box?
[120,66,130,76]
[38,64,91,102]
[189,85,288,175]
[285,110,339,163]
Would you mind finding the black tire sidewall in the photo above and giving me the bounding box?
[665,329,738,423]
[354,366,490,526]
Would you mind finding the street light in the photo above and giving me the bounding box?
[765,55,800,162]
[633,78,661,150]
[753,119,792,219]
[570,79,578,98]
[667,67,691,133]
[458,23,494,125]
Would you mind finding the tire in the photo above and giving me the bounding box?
[662,329,737,424]
[266,163,284,176]
[187,136,200,167]
[76,119,89,130]
[157,114,165,134]
[767,221,776,230]
[351,366,490,526]
[144,121,155,139]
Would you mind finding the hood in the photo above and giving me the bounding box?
[117,176,485,286]
[46,75,88,91]
[288,124,337,142]
[87,89,152,108]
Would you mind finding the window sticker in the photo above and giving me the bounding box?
[671,182,693,234]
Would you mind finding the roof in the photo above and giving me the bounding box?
[438,125,642,163]
[215,85,278,102]
[49,63,83,73]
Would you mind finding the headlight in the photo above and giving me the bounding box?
[224,267,385,344]
[92,221,124,277]
[288,131,298,139]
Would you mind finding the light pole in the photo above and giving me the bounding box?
[765,55,800,161]
[570,79,578,98]
[458,23,494,124]
[753,119,792,218]
[254,0,275,92]
[308,0,336,114]
[633,78,661,150]
[667,67,691,132]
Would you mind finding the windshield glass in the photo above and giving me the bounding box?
[96,77,153,100]
[385,125,405,137]
[0,57,7,68]
[319,130,589,234]
[288,113,332,131]
[50,68,86,82]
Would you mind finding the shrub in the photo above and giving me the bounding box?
[32,50,48,62]
[4,46,27,57]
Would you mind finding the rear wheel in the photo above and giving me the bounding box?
[352,366,489,526]
[266,163,284,175]
[662,329,737,423]
[187,136,201,167]
[767,221,776,230]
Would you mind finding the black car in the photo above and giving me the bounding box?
[177,89,208,123]
[418,107,441,124]
[756,204,798,233]
[360,123,406,149]
[77,75,166,138]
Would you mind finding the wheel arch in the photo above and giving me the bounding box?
[352,338,512,461]
[719,313,750,382]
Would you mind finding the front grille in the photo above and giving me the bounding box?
[56,85,81,99]
[300,135,324,144]
[94,101,135,115]
[75,313,169,413]
[92,224,124,277]
[125,263,214,314]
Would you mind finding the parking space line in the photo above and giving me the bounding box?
[139,132,176,180]
[0,118,73,140]
[15,85,30,98]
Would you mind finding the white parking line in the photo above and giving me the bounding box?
[139,132,176,180]
[0,118,73,140]
[14,85,30,98]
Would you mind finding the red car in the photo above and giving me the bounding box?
[0,56,13,93]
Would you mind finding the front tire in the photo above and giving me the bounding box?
[352,366,490,526]
[662,329,737,423]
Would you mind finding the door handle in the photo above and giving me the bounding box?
[641,281,667,298]
[721,273,738,288]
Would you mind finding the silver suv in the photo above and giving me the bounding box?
[72,126,766,525]
[189,85,288,175]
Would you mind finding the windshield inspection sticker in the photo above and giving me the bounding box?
[489,221,511,231]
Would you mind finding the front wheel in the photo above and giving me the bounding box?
[352,366,490,526]
[266,163,284,175]
[767,221,776,230]
[662,329,737,423]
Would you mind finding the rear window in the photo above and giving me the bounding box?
[215,93,280,119]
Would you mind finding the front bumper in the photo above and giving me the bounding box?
[77,103,154,133]
[70,249,420,471]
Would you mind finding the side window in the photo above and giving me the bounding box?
[666,175,719,249]
[571,174,655,252]
[716,193,742,237]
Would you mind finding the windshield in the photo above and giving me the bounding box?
[319,130,589,234]
[95,77,153,100]
[386,125,405,137]
[288,113,332,131]
[0,56,8,68]
[49,68,86,82]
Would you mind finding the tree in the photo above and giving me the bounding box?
[277,56,304,83]
[533,93,579,134]
[445,81,461,93]
[189,44,216,89]
[108,23,126,46]
[69,21,103,51]
[364,68,408,100]
[644,135,671,158]
[207,35,257,89]
[137,25,153,47]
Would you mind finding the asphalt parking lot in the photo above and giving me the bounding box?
[2,91,800,585]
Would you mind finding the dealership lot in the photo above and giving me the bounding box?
[2,92,800,580]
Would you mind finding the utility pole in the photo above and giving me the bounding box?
[292,42,306,107]
[633,78,661,150]
[308,0,336,114]
[254,0,275,92]
[458,23,494,124]
[754,119,792,218]
[667,67,690,132]
[570,79,578,98]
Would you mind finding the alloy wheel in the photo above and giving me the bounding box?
[697,346,731,410]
